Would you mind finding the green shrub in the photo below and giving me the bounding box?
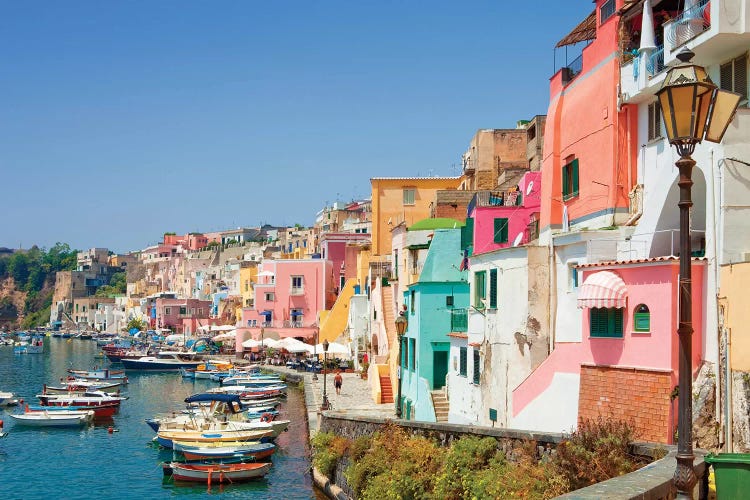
[311,432,350,478]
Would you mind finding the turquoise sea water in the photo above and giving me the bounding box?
[0,338,318,500]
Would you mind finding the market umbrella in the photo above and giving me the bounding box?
[276,337,314,354]
[314,341,351,357]
[212,331,237,342]
[211,324,236,332]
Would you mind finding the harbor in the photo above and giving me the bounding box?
[0,336,320,499]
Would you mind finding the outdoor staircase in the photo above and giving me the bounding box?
[379,375,394,404]
[381,285,396,348]
[431,390,449,423]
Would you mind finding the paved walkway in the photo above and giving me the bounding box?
[262,365,395,437]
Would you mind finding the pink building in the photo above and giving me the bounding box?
[512,258,706,443]
[240,258,335,343]
[468,171,541,255]
[163,233,208,251]
[155,297,212,335]
[319,232,371,291]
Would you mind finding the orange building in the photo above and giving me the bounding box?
[539,4,637,237]
[370,177,463,256]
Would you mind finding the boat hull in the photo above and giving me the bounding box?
[169,462,272,483]
[9,410,94,427]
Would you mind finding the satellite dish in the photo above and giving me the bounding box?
[513,233,523,247]
[525,181,534,196]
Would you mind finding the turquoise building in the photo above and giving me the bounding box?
[400,228,469,421]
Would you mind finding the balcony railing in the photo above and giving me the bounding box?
[451,308,468,332]
[290,287,304,296]
[564,53,583,82]
[645,45,665,75]
[667,0,710,49]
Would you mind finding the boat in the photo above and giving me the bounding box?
[68,368,127,380]
[120,351,205,371]
[156,428,275,449]
[43,380,123,394]
[174,441,277,461]
[37,390,127,408]
[167,462,272,484]
[0,391,19,407]
[8,410,94,427]
[25,403,119,418]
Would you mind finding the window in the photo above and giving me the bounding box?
[265,292,275,302]
[403,188,416,206]
[590,308,624,338]
[164,307,171,315]
[473,348,480,384]
[179,306,187,315]
[401,337,408,370]
[720,54,748,106]
[291,276,303,294]
[493,218,509,244]
[633,304,650,332]
[489,269,498,309]
[562,158,579,200]
[648,101,662,141]
[459,347,467,376]
[446,295,454,307]
[569,264,579,290]
[410,290,415,315]
[474,271,486,309]
[409,338,416,371]
[600,0,615,24]
[291,309,303,326]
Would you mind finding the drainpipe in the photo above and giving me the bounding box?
[724,326,733,452]
[548,236,557,354]
[708,148,723,430]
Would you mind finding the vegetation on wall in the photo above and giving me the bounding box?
[94,272,127,297]
[312,419,644,499]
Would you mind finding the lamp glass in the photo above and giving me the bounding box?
[705,89,742,143]
[694,90,713,140]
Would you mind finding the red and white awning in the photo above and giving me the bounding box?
[577,271,628,309]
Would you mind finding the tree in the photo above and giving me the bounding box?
[127,317,147,332]
[7,253,29,284]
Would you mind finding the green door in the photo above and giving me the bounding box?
[433,351,448,389]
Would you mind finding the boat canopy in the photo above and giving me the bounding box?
[184,393,243,408]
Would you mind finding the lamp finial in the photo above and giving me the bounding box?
[676,47,695,64]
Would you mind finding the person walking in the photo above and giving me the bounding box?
[334,370,343,396]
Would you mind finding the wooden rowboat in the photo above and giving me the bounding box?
[9,410,94,427]
[168,462,272,484]
[174,441,276,461]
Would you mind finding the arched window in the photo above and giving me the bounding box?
[633,304,650,332]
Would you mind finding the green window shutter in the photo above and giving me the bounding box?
[473,349,480,384]
[590,308,605,337]
[474,271,486,308]
[634,312,650,332]
[459,347,467,376]
[572,159,579,196]
[494,218,508,243]
[613,309,623,337]
[461,217,475,251]
[562,165,569,197]
[489,269,498,309]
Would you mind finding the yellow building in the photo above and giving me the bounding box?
[719,262,750,372]
[370,177,463,256]
[239,261,258,310]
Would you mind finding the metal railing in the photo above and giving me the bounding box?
[451,308,468,332]
[668,0,710,48]
[289,287,304,296]
[566,53,584,81]
[645,45,665,75]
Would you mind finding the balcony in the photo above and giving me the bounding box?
[450,308,468,333]
[666,0,710,50]
[289,287,304,296]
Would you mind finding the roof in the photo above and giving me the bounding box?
[556,10,596,48]
[408,218,464,232]
[447,332,468,339]
[576,256,707,268]
[370,176,462,181]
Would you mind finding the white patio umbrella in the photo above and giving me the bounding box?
[211,324,236,332]
[212,331,237,342]
[242,338,281,349]
[165,334,185,343]
[276,337,314,354]
[314,341,351,357]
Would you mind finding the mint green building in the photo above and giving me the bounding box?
[400,228,469,421]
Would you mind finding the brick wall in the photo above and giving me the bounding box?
[578,365,673,443]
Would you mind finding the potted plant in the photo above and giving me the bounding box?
[360,362,370,380]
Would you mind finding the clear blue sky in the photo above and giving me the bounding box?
[0,1,590,253]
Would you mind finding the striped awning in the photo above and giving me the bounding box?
[577,271,628,309]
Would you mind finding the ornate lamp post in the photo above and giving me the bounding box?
[656,47,740,498]
[394,313,408,418]
[321,339,330,410]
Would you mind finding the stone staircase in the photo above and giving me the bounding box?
[381,285,396,348]
[431,390,449,423]
[379,375,393,404]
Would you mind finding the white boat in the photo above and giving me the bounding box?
[121,351,205,371]
[9,410,94,427]
[0,391,19,407]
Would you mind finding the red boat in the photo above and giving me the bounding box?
[37,391,127,408]
[26,402,120,417]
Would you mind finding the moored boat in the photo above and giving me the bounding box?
[9,410,94,427]
[156,428,274,449]
[0,391,19,407]
[167,462,272,484]
[121,351,204,371]
[26,403,119,418]
[175,441,277,461]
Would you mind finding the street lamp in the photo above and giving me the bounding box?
[394,313,408,419]
[321,339,330,410]
[656,47,741,498]
[313,328,319,381]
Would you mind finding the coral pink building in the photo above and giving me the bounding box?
[240,259,335,344]
[154,297,212,335]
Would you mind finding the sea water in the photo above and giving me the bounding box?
[0,338,319,499]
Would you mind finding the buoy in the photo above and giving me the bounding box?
[108,426,114,434]
[0,419,4,429]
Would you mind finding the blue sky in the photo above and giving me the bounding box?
[0,1,590,253]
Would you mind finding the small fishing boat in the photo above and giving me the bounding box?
[0,391,19,407]
[68,368,127,380]
[26,403,120,418]
[37,390,127,408]
[156,428,274,449]
[174,441,277,461]
[167,462,272,484]
[9,410,94,427]
[120,351,204,371]
[43,381,123,394]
